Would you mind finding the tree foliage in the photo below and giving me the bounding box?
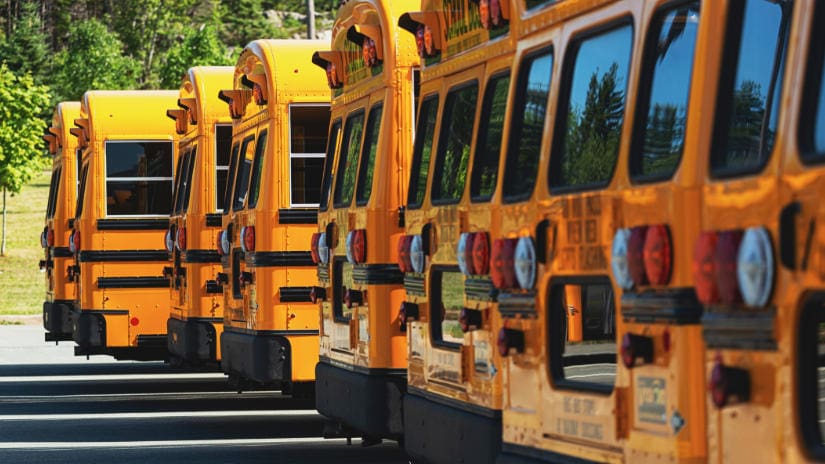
[0,65,51,194]
[0,1,49,85]
[159,22,233,89]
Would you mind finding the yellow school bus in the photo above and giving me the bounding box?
[70,90,179,361]
[216,40,329,395]
[690,1,815,462]
[164,66,234,366]
[396,0,515,460]
[310,0,418,443]
[41,101,82,342]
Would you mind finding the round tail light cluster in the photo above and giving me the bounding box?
[692,226,774,308]
[311,233,322,264]
[611,225,673,290]
[69,230,80,254]
[165,229,175,252]
[217,229,231,256]
[240,226,255,253]
[491,237,538,290]
[346,229,366,264]
[40,228,49,249]
[397,234,424,273]
[175,227,187,251]
[46,228,55,248]
[457,232,491,277]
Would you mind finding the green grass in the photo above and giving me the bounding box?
[0,170,50,315]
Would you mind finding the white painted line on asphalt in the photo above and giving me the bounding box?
[0,390,280,400]
[0,373,225,382]
[0,410,320,421]
[0,437,351,449]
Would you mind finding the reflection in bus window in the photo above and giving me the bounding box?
[432,82,478,203]
[215,125,233,212]
[231,136,255,211]
[221,142,240,215]
[551,24,632,190]
[334,111,365,207]
[408,95,438,208]
[355,104,383,206]
[504,49,552,201]
[333,259,355,321]
[247,130,268,209]
[319,120,341,211]
[105,141,174,216]
[549,281,616,391]
[431,269,465,347]
[471,72,510,202]
[712,0,789,175]
[633,4,699,180]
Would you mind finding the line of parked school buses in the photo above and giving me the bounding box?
[36,0,825,462]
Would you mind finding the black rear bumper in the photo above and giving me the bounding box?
[404,386,501,464]
[167,317,217,364]
[315,360,405,439]
[43,300,74,341]
[497,443,600,464]
[71,310,167,361]
[220,329,291,386]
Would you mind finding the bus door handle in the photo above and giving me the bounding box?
[779,201,801,270]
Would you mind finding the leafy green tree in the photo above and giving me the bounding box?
[0,1,49,85]
[0,65,50,255]
[158,22,232,89]
[218,0,278,48]
[51,19,139,102]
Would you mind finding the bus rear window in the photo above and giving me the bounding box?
[503,49,552,202]
[631,4,699,181]
[105,141,173,216]
[231,136,255,211]
[355,104,383,206]
[471,72,510,202]
[75,163,89,218]
[550,23,632,191]
[173,147,196,214]
[800,3,825,163]
[711,0,789,177]
[431,268,465,348]
[319,120,341,212]
[221,142,240,215]
[333,111,365,208]
[408,95,438,209]
[549,279,616,393]
[432,82,478,204]
[247,130,268,209]
[46,167,62,219]
[215,125,232,212]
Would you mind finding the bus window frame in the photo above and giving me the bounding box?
[429,265,464,351]
[430,79,479,207]
[333,108,367,209]
[470,69,511,204]
[231,134,256,212]
[75,161,89,218]
[708,0,791,179]
[103,139,175,218]
[407,93,440,210]
[354,101,384,207]
[547,275,616,395]
[628,1,700,184]
[798,2,825,165]
[46,166,62,219]
[288,103,330,208]
[180,144,197,214]
[246,129,269,210]
[547,18,634,195]
[319,118,342,213]
[502,45,554,204]
[215,124,233,213]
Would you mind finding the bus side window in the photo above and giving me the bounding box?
[319,120,342,212]
[431,81,478,205]
[46,167,62,219]
[333,111,366,208]
[290,105,330,207]
[247,130,268,209]
[408,95,439,209]
[355,103,383,206]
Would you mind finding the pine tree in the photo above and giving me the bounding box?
[0,1,50,85]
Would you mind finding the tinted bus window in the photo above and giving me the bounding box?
[171,149,188,214]
[799,4,825,162]
[632,4,700,181]
[549,279,616,392]
[290,106,329,206]
[711,0,789,176]
[105,141,173,216]
[355,104,383,206]
[471,73,510,202]
[333,111,365,208]
[46,167,62,219]
[550,24,632,190]
[432,82,478,204]
[319,120,341,212]
[408,95,439,209]
[221,142,240,215]
[215,125,232,212]
[247,130,268,209]
[75,163,89,217]
[431,269,465,347]
[504,49,552,202]
[180,146,197,213]
[231,136,255,211]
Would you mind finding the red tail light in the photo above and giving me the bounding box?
[714,230,743,305]
[46,228,55,248]
[709,354,750,408]
[351,229,366,264]
[627,226,648,287]
[491,238,518,289]
[643,225,671,285]
[472,232,490,276]
[311,233,321,264]
[398,235,413,273]
[497,327,524,357]
[242,225,255,253]
[70,230,80,254]
[620,333,653,369]
[693,231,719,304]
[175,227,187,251]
